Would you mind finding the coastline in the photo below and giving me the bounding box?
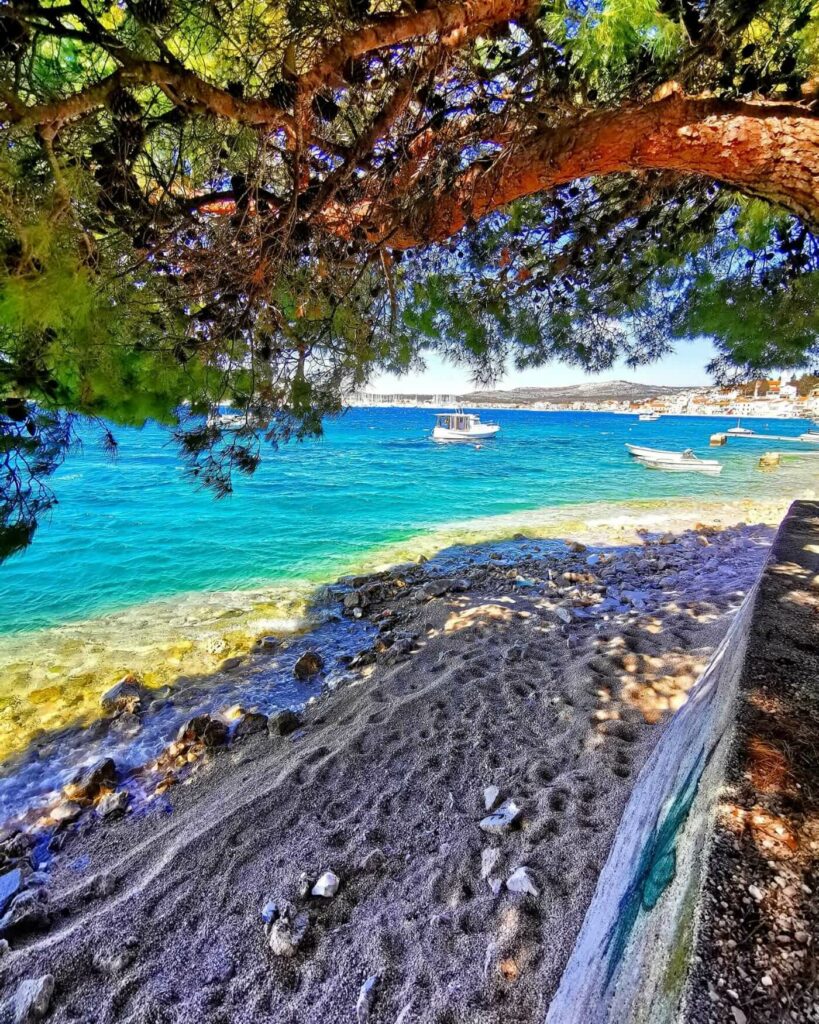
[348,402,819,421]
[0,505,786,1022]
[0,489,812,775]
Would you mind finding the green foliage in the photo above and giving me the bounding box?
[0,0,818,556]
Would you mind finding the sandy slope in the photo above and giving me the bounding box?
[0,519,777,1023]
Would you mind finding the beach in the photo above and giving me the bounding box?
[1,408,817,1023]
[0,499,799,1023]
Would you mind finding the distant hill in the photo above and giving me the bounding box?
[457,380,695,406]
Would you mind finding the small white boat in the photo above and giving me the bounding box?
[207,411,264,430]
[626,444,693,462]
[432,409,499,441]
[638,412,661,422]
[727,419,754,436]
[799,430,819,444]
[636,450,722,475]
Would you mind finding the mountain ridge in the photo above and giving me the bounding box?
[456,379,697,405]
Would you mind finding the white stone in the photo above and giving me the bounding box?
[731,1008,747,1024]
[554,606,572,624]
[483,785,501,812]
[748,884,764,901]
[479,799,521,834]
[506,866,539,896]
[14,976,54,1024]
[481,848,500,880]
[311,870,340,898]
[356,974,379,1023]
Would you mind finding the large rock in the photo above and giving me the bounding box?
[64,757,117,803]
[0,889,48,937]
[0,867,24,916]
[100,676,146,715]
[233,712,268,739]
[13,975,54,1023]
[293,651,323,680]
[267,709,301,739]
[96,790,130,819]
[176,714,228,748]
[418,578,470,601]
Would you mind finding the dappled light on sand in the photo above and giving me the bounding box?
[443,601,517,634]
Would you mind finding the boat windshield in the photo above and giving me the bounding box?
[437,414,474,430]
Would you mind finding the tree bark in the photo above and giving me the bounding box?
[301,0,537,91]
[339,91,819,246]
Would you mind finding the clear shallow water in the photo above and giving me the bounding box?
[1,407,816,635]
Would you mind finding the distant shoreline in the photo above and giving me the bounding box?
[346,402,813,421]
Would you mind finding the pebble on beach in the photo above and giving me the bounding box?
[483,785,502,812]
[311,871,340,898]
[356,974,380,1023]
[506,866,539,896]
[13,974,54,1024]
[479,799,522,834]
[267,906,310,958]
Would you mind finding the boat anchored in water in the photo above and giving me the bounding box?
[727,419,754,436]
[626,443,691,462]
[626,442,722,474]
[432,409,500,441]
[638,412,661,421]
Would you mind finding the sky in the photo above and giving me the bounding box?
[370,336,720,395]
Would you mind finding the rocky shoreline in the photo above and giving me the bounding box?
[0,517,782,1023]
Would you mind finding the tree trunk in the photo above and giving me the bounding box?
[346,91,819,247]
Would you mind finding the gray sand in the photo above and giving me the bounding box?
[0,523,774,1023]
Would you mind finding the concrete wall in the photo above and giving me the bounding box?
[545,501,818,1023]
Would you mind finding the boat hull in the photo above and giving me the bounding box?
[626,444,689,462]
[432,424,500,441]
[636,458,722,475]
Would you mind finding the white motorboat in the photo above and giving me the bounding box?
[799,431,819,443]
[636,450,722,475]
[638,412,661,421]
[727,419,754,436]
[432,409,500,441]
[626,443,694,462]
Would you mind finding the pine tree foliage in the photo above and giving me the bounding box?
[0,0,818,554]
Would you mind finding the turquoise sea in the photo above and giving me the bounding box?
[1,407,816,636]
[0,406,816,824]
